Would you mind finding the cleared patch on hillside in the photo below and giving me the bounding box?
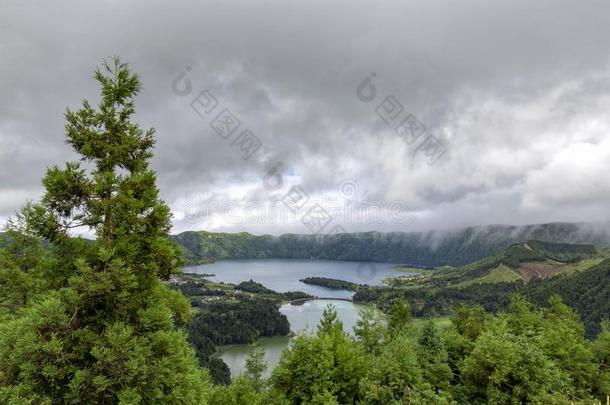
[517,262,564,282]
[516,259,602,282]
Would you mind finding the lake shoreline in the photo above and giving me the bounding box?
[184,258,404,300]
[218,298,372,379]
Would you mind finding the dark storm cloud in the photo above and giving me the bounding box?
[1,0,610,234]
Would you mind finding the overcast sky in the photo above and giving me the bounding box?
[2,0,610,235]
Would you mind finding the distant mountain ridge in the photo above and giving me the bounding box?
[171,222,610,267]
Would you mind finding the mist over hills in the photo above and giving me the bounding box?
[172,221,610,267]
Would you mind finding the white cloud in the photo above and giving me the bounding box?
[2,0,610,234]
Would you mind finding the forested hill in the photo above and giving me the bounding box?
[354,240,609,337]
[171,222,610,267]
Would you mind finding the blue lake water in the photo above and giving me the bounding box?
[184,258,402,298]
[183,259,402,378]
[220,299,371,378]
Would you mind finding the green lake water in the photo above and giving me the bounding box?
[219,299,369,378]
[185,259,402,378]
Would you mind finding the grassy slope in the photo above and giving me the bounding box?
[387,240,598,289]
[454,265,522,288]
[357,241,608,337]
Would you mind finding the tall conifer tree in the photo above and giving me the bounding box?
[0,58,209,404]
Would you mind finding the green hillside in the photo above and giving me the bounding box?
[172,223,610,267]
[526,259,610,337]
[354,240,609,338]
[378,240,597,290]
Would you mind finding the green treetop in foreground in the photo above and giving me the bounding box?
[0,58,209,403]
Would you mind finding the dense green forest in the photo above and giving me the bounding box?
[235,280,311,301]
[207,297,610,404]
[189,297,288,343]
[354,241,609,338]
[168,274,308,385]
[171,225,610,267]
[187,297,290,385]
[1,60,609,404]
[190,298,289,346]
[299,277,361,291]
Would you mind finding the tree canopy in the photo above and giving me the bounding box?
[0,58,209,403]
